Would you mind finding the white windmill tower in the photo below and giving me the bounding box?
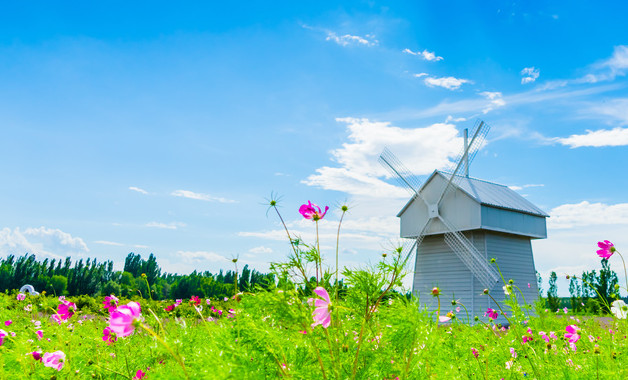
[379,120,548,323]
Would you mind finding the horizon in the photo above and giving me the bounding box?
[1,1,627,297]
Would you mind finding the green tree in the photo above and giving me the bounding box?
[547,271,560,311]
[48,275,68,296]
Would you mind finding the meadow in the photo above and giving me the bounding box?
[0,200,626,379]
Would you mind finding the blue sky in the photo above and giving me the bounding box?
[1,2,627,296]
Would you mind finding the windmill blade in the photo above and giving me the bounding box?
[400,218,433,267]
[439,215,499,289]
[436,120,490,206]
[378,148,424,196]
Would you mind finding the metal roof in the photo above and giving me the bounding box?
[398,171,549,218]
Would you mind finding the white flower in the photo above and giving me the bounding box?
[503,285,513,295]
[611,300,628,319]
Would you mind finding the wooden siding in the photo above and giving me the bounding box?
[481,206,547,239]
[412,230,540,325]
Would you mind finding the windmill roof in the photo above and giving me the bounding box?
[398,171,549,218]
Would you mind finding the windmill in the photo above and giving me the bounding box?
[379,120,547,323]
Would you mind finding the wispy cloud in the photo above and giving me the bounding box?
[419,75,471,90]
[508,184,544,191]
[145,222,186,230]
[171,190,236,203]
[403,48,443,61]
[176,250,227,263]
[128,186,148,194]
[249,246,273,254]
[94,240,124,246]
[479,91,506,113]
[548,201,628,229]
[326,32,378,47]
[520,67,540,84]
[555,127,628,147]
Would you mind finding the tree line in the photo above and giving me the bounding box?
[0,253,276,300]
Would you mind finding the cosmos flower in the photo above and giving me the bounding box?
[103,295,119,313]
[0,330,7,346]
[4,320,11,326]
[564,325,581,343]
[471,348,479,358]
[16,293,26,301]
[42,351,66,371]
[36,330,43,340]
[30,351,43,362]
[484,308,498,320]
[190,296,201,306]
[108,301,142,338]
[308,287,332,329]
[611,300,628,319]
[597,240,615,260]
[164,304,175,312]
[299,201,329,221]
[57,300,77,321]
[133,369,147,379]
[102,327,116,345]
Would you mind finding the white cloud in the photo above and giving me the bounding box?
[326,32,378,47]
[589,98,628,126]
[0,227,89,259]
[520,67,540,84]
[508,184,544,191]
[423,76,471,90]
[555,127,628,147]
[128,186,148,194]
[171,190,236,203]
[249,246,273,254]
[479,91,506,113]
[445,116,467,123]
[302,118,464,197]
[571,45,628,84]
[403,48,443,61]
[145,222,186,230]
[547,201,628,229]
[176,250,228,263]
[94,240,124,246]
[133,244,149,249]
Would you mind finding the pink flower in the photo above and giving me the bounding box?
[597,240,616,259]
[539,331,550,343]
[30,351,43,362]
[484,308,498,320]
[190,296,201,306]
[206,299,211,305]
[108,301,141,338]
[471,348,479,358]
[58,296,66,301]
[4,320,11,326]
[133,369,147,379]
[36,330,43,340]
[438,315,451,323]
[0,329,7,345]
[51,314,63,325]
[565,325,581,343]
[510,347,517,358]
[57,300,77,321]
[102,327,116,345]
[16,293,25,301]
[42,351,66,371]
[175,299,183,305]
[308,287,332,329]
[103,295,119,313]
[563,307,568,314]
[527,283,531,288]
[569,341,577,352]
[299,201,329,221]
[164,304,175,312]
[522,335,533,343]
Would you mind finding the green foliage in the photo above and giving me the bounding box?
[547,271,560,311]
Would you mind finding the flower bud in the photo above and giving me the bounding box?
[483,289,489,295]
[431,287,440,297]
[490,258,496,264]
[508,279,514,284]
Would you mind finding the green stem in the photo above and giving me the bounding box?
[615,251,628,297]
[316,220,321,286]
[140,324,190,379]
[335,210,346,304]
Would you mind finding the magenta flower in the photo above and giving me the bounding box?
[190,295,201,306]
[308,287,332,329]
[175,299,183,305]
[103,295,119,313]
[51,314,63,325]
[564,325,581,343]
[522,335,533,343]
[36,330,43,340]
[0,329,7,346]
[133,369,147,379]
[471,348,479,358]
[108,301,142,338]
[42,351,66,371]
[16,293,25,301]
[484,308,498,320]
[102,327,117,345]
[299,201,329,221]
[164,304,175,312]
[30,351,43,362]
[539,331,549,343]
[4,320,11,326]
[57,300,77,321]
[597,240,616,259]
[510,347,517,358]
